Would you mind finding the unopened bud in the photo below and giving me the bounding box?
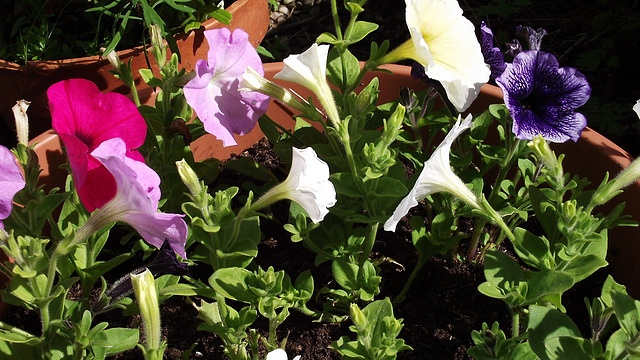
[11,100,30,145]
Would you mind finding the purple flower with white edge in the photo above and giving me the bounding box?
[86,138,188,258]
[384,115,480,232]
[0,145,25,230]
[184,28,270,147]
[480,21,506,81]
[496,50,591,143]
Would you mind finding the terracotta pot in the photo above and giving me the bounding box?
[0,0,269,142]
[23,63,640,300]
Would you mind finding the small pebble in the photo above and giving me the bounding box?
[283,0,295,4]
[278,5,290,15]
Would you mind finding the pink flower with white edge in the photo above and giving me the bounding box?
[0,145,25,230]
[88,138,188,259]
[48,79,147,212]
[184,28,270,147]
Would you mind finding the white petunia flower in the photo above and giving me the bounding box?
[380,0,490,112]
[266,349,301,360]
[274,43,341,125]
[253,147,336,223]
[384,114,480,231]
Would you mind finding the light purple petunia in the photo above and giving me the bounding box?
[496,50,591,143]
[480,21,506,81]
[90,138,188,259]
[184,28,270,147]
[0,145,25,230]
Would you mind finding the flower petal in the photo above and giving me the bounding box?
[0,145,25,221]
[92,138,188,258]
[384,115,478,231]
[48,79,147,211]
[184,28,270,147]
[405,0,490,111]
[496,50,590,142]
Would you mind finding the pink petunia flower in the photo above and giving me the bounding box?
[88,138,188,259]
[48,79,147,212]
[184,28,270,147]
[0,145,25,230]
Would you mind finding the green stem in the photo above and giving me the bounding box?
[394,252,427,304]
[512,310,520,338]
[358,222,379,269]
[268,317,278,349]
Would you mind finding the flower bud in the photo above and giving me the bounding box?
[131,269,162,352]
[241,67,309,114]
[11,100,30,146]
[527,135,558,171]
[176,159,202,197]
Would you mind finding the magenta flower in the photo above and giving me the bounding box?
[48,79,147,212]
[0,145,25,230]
[88,138,188,259]
[184,28,270,147]
[496,50,591,143]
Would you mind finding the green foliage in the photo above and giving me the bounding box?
[332,298,412,360]
[1,0,232,62]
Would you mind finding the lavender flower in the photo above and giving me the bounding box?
[85,138,189,258]
[184,28,270,147]
[480,21,506,81]
[496,50,591,143]
[0,145,25,230]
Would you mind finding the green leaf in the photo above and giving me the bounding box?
[611,291,640,337]
[512,227,551,270]
[525,270,574,305]
[327,48,360,89]
[317,32,339,45]
[371,177,407,198]
[345,21,378,44]
[332,259,359,292]
[97,328,140,356]
[330,172,361,197]
[528,305,583,360]
[209,267,255,304]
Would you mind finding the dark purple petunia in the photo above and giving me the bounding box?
[496,50,591,143]
[480,21,506,80]
[516,25,547,51]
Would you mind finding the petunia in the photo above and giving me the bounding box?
[252,147,336,223]
[83,138,188,259]
[48,78,147,212]
[266,349,301,360]
[184,28,270,147]
[384,114,480,231]
[273,43,341,125]
[496,50,591,143]
[516,25,547,51]
[379,0,490,112]
[0,145,26,230]
[480,21,506,81]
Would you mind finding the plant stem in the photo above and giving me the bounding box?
[511,310,520,338]
[394,252,427,304]
[359,222,379,269]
